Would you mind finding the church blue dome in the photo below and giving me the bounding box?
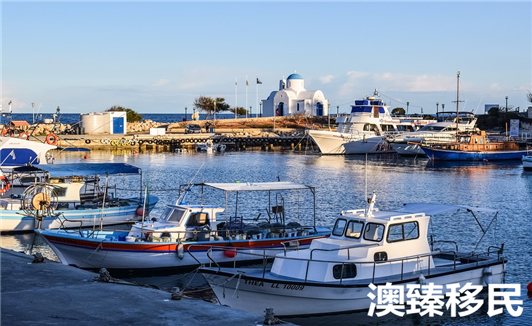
[287,73,303,80]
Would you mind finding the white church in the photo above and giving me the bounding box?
[262,73,329,117]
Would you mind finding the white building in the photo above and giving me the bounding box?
[262,73,329,117]
[79,111,127,135]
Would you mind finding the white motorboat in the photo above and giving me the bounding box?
[0,163,158,233]
[307,91,435,155]
[36,181,331,274]
[201,193,506,317]
[387,112,479,156]
[522,151,532,170]
[0,136,56,166]
[195,139,226,153]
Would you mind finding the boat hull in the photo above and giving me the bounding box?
[0,136,56,166]
[422,146,528,161]
[36,228,330,272]
[389,142,424,156]
[202,262,506,317]
[0,196,158,233]
[308,130,393,155]
[523,156,532,170]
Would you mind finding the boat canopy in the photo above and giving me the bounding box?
[19,163,141,177]
[204,181,313,192]
[397,203,498,215]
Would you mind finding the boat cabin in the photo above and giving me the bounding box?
[270,197,434,283]
[128,204,225,242]
[436,131,524,152]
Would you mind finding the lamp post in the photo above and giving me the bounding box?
[436,102,439,118]
[406,102,409,116]
[193,108,196,121]
[250,106,252,118]
[185,106,188,121]
[505,96,508,114]
[213,101,216,127]
[32,103,35,124]
[259,101,262,117]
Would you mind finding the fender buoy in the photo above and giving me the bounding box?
[138,140,144,145]
[19,132,30,140]
[176,243,184,259]
[224,248,237,258]
[85,139,91,144]
[1,129,7,137]
[46,133,58,145]
[0,176,10,194]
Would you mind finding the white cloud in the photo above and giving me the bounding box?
[319,75,334,84]
[490,83,502,91]
[152,79,170,87]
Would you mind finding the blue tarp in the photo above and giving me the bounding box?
[24,163,141,177]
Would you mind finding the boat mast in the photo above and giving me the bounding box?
[452,71,464,142]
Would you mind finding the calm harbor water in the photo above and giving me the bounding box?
[2,149,531,325]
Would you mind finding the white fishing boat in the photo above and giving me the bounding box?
[387,112,479,156]
[0,136,56,166]
[36,181,331,274]
[522,151,532,170]
[201,193,506,317]
[307,91,435,155]
[0,163,158,233]
[195,139,226,153]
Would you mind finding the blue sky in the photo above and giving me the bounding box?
[1,1,531,115]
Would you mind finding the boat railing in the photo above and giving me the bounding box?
[430,239,458,252]
[214,241,503,284]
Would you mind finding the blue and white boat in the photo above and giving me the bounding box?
[0,136,56,167]
[523,151,532,170]
[0,163,158,233]
[421,131,528,161]
[201,193,506,317]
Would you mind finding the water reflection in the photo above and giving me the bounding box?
[2,150,530,325]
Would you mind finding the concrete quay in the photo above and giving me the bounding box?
[1,248,292,326]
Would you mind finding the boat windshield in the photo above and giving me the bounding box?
[160,207,187,223]
[345,220,364,239]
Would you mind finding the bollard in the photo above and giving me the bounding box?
[171,287,183,300]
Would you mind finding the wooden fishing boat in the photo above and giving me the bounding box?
[36,181,331,274]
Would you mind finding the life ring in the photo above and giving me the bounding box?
[1,129,14,137]
[46,133,58,145]
[85,139,91,144]
[19,132,30,140]
[0,176,10,194]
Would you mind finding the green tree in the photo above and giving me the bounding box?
[231,107,248,116]
[106,105,143,122]
[193,96,231,118]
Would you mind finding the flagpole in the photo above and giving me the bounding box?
[245,75,248,119]
[255,75,258,118]
[235,78,238,119]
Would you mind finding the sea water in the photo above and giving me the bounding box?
[1,149,531,325]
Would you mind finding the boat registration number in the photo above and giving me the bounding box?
[245,279,304,290]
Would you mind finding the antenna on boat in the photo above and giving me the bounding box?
[452,71,464,142]
[364,153,376,217]
[177,162,205,205]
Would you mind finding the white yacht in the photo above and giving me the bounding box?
[387,112,479,156]
[201,193,506,317]
[307,92,435,155]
